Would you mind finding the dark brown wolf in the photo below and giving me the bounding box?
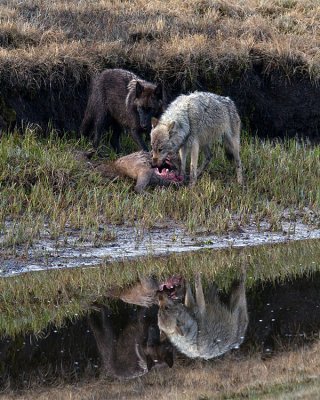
[89,305,173,380]
[76,150,184,193]
[80,68,164,151]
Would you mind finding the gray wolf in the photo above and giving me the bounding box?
[80,68,164,151]
[157,270,248,360]
[76,150,184,193]
[150,91,243,186]
[89,304,173,380]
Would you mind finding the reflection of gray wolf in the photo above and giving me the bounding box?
[89,305,173,380]
[157,271,248,360]
[150,91,243,186]
[80,68,164,151]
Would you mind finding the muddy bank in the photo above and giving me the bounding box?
[2,67,320,141]
[1,221,320,277]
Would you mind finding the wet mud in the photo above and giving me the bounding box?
[1,221,320,277]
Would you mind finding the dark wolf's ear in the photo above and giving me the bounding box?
[160,330,167,342]
[136,81,144,98]
[146,355,155,371]
[154,84,162,99]
[151,117,159,129]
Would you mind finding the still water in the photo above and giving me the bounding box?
[0,240,319,396]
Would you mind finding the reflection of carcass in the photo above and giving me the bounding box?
[76,150,184,193]
[118,276,185,307]
[89,305,173,380]
[158,270,248,360]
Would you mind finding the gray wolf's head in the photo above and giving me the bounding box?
[150,118,175,167]
[133,81,163,131]
[157,292,185,337]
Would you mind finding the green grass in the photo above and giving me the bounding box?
[0,129,319,254]
[0,238,319,338]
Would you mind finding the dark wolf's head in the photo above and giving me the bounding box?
[142,324,174,370]
[150,118,176,168]
[131,81,163,131]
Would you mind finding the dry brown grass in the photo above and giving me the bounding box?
[0,0,320,88]
[3,341,320,400]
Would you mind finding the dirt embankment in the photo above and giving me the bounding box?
[1,0,320,140]
[2,64,320,141]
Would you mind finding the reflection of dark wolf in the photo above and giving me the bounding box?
[89,305,173,380]
[158,271,248,360]
[80,68,164,151]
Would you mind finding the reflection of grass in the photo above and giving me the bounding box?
[0,239,319,338]
[0,130,319,254]
[7,341,320,399]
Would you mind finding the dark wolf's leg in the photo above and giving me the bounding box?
[197,146,213,179]
[110,120,122,153]
[223,131,243,185]
[194,273,206,315]
[130,128,148,151]
[93,112,107,149]
[135,170,154,193]
[80,107,94,139]
[89,307,115,374]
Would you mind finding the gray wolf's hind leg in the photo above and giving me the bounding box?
[223,132,243,185]
[229,268,248,339]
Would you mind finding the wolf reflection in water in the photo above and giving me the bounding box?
[157,271,248,360]
[92,272,248,378]
[89,304,173,380]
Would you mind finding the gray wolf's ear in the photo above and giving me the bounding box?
[136,81,144,98]
[168,121,175,135]
[175,324,184,336]
[151,117,159,129]
[154,84,162,99]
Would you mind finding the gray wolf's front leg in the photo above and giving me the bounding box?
[179,145,187,180]
[190,140,199,186]
[195,273,206,315]
[197,147,213,179]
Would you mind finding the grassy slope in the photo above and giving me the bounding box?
[0,0,319,89]
[0,130,319,252]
